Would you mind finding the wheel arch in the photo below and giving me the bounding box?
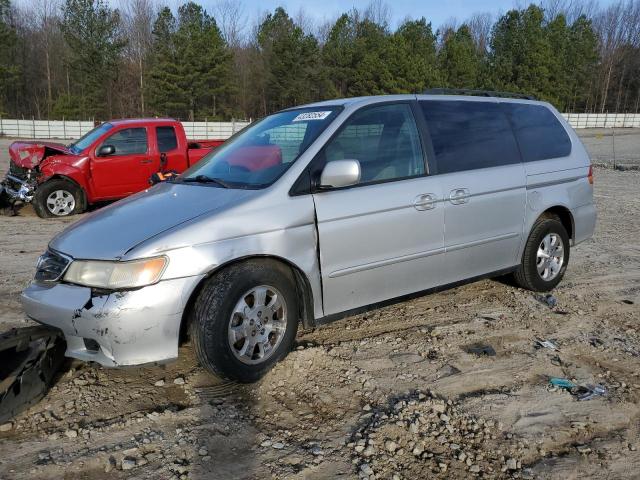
[179,254,316,343]
[540,205,574,243]
[39,174,88,207]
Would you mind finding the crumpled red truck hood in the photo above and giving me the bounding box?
[8,141,72,168]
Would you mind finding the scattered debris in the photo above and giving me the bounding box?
[576,445,592,454]
[589,337,605,347]
[549,377,576,390]
[536,338,559,351]
[550,355,564,366]
[463,343,496,356]
[0,326,67,423]
[538,294,558,308]
[575,384,607,401]
[548,377,607,401]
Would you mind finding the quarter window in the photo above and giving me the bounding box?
[420,100,520,174]
[501,103,571,162]
[157,126,178,152]
[322,103,425,184]
[101,128,148,155]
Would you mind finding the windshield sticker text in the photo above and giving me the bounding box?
[292,111,332,122]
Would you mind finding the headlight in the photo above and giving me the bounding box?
[63,257,167,289]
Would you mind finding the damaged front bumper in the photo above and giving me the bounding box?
[20,275,204,367]
[1,170,37,203]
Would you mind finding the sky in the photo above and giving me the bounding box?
[235,0,516,29]
[198,0,620,32]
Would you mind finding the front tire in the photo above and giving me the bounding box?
[513,214,570,292]
[191,259,299,383]
[33,179,85,218]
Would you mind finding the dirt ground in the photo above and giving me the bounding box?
[0,135,639,479]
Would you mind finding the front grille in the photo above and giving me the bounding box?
[35,250,71,282]
[8,161,29,179]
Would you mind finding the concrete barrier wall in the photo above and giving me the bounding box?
[0,114,638,139]
[562,113,640,129]
[0,119,251,140]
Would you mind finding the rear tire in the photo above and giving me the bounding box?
[33,179,86,218]
[513,215,570,292]
[191,259,299,383]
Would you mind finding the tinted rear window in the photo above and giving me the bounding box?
[502,103,571,162]
[157,126,178,152]
[420,100,520,174]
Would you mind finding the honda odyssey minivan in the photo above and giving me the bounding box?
[21,92,596,382]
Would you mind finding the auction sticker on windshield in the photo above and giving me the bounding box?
[292,111,333,122]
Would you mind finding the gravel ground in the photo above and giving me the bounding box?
[577,128,640,168]
[0,135,639,479]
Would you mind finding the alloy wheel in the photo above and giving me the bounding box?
[227,285,288,365]
[46,190,75,216]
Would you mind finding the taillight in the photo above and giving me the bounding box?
[588,165,593,185]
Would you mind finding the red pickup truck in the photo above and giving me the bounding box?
[1,118,224,217]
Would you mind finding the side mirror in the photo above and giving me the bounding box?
[97,145,115,157]
[319,159,361,189]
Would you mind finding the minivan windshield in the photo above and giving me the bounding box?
[179,106,341,188]
[68,123,114,154]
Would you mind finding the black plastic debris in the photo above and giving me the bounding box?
[0,326,67,423]
[538,294,558,308]
[574,384,607,401]
[463,343,496,357]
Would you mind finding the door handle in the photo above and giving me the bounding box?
[413,193,437,211]
[140,159,153,164]
[449,188,470,205]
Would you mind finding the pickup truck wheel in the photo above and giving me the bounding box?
[513,215,570,292]
[33,179,85,218]
[191,259,299,383]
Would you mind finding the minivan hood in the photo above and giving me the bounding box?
[50,182,256,260]
[9,141,72,168]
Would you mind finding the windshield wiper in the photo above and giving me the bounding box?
[181,175,232,188]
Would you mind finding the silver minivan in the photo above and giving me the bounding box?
[21,93,596,382]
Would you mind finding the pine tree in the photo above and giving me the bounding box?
[147,3,233,120]
[60,0,126,118]
[323,12,396,97]
[256,7,324,112]
[489,5,554,101]
[565,15,598,111]
[392,18,439,93]
[146,8,183,117]
[438,25,481,89]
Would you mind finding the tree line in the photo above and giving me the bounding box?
[0,0,639,121]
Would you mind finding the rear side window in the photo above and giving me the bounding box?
[157,126,178,152]
[502,103,571,161]
[420,100,520,174]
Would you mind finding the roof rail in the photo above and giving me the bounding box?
[422,88,537,101]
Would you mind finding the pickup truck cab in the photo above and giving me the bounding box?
[1,118,223,217]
